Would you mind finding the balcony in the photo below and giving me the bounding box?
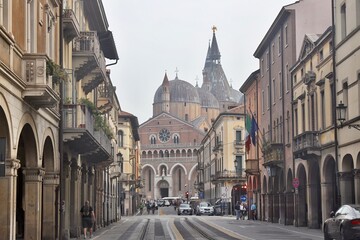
[293,131,321,159]
[262,141,284,167]
[22,54,60,109]
[212,141,223,152]
[97,83,114,114]
[245,158,259,175]
[234,140,244,150]
[63,104,112,163]
[63,9,80,42]
[72,31,106,94]
[210,170,246,183]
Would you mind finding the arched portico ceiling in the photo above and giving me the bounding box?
[17,123,38,168]
[341,153,354,172]
[322,155,336,183]
[0,94,13,154]
[169,163,187,176]
[286,168,293,190]
[42,127,57,172]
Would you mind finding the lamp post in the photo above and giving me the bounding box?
[336,101,360,130]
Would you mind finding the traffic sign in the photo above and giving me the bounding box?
[240,195,247,202]
[292,178,299,188]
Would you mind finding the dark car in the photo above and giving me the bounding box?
[323,204,360,240]
[177,203,193,215]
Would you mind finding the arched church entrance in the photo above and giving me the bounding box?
[158,180,169,198]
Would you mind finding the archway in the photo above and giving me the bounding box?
[297,164,307,227]
[16,123,38,238]
[341,154,354,204]
[171,165,186,198]
[42,136,57,239]
[322,156,337,224]
[286,169,294,225]
[308,161,321,228]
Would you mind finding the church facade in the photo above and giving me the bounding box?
[139,29,242,200]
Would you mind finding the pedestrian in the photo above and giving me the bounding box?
[80,200,95,239]
[240,202,245,220]
[251,202,257,220]
[235,201,241,220]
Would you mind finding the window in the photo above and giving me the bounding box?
[150,135,156,144]
[236,130,242,143]
[294,108,298,136]
[278,34,281,55]
[284,25,288,46]
[266,52,269,70]
[173,135,179,144]
[148,170,152,191]
[262,90,265,114]
[310,94,316,131]
[178,169,182,191]
[330,83,335,124]
[261,59,264,76]
[279,72,283,99]
[321,91,325,129]
[286,64,290,92]
[118,130,124,147]
[272,78,276,103]
[319,49,324,61]
[343,82,349,119]
[235,156,242,172]
[185,114,188,121]
[267,85,270,109]
[301,103,305,132]
[272,43,275,63]
[294,75,297,84]
[329,40,333,53]
[286,111,290,143]
[341,3,347,39]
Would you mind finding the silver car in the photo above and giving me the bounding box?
[177,203,193,215]
[196,202,214,216]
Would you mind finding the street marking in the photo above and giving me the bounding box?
[196,217,255,240]
[168,218,184,240]
[272,225,323,239]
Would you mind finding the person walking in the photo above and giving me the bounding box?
[80,200,95,239]
[251,202,257,220]
[235,201,241,220]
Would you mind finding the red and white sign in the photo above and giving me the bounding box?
[292,178,299,188]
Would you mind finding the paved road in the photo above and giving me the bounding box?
[73,206,324,240]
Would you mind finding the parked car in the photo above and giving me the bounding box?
[196,202,214,216]
[323,204,360,240]
[177,203,193,215]
[157,199,165,207]
[164,200,171,207]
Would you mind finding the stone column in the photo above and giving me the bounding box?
[321,181,335,226]
[23,167,45,240]
[69,162,81,238]
[279,192,285,224]
[353,169,360,205]
[338,171,354,205]
[42,172,60,240]
[0,159,20,240]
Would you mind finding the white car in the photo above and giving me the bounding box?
[196,202,214,216]
[164,200,171,206]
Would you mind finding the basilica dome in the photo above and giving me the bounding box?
[196,87,220,109]
[153,78,201,104]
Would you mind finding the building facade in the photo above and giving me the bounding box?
[197,105,246,212]
[252,0,331,226]
[291,27,335,228]
[334,0,360,206]
[0,0,130,239]
[139,29,242,201]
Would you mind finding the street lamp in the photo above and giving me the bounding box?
[336,101,360,131]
